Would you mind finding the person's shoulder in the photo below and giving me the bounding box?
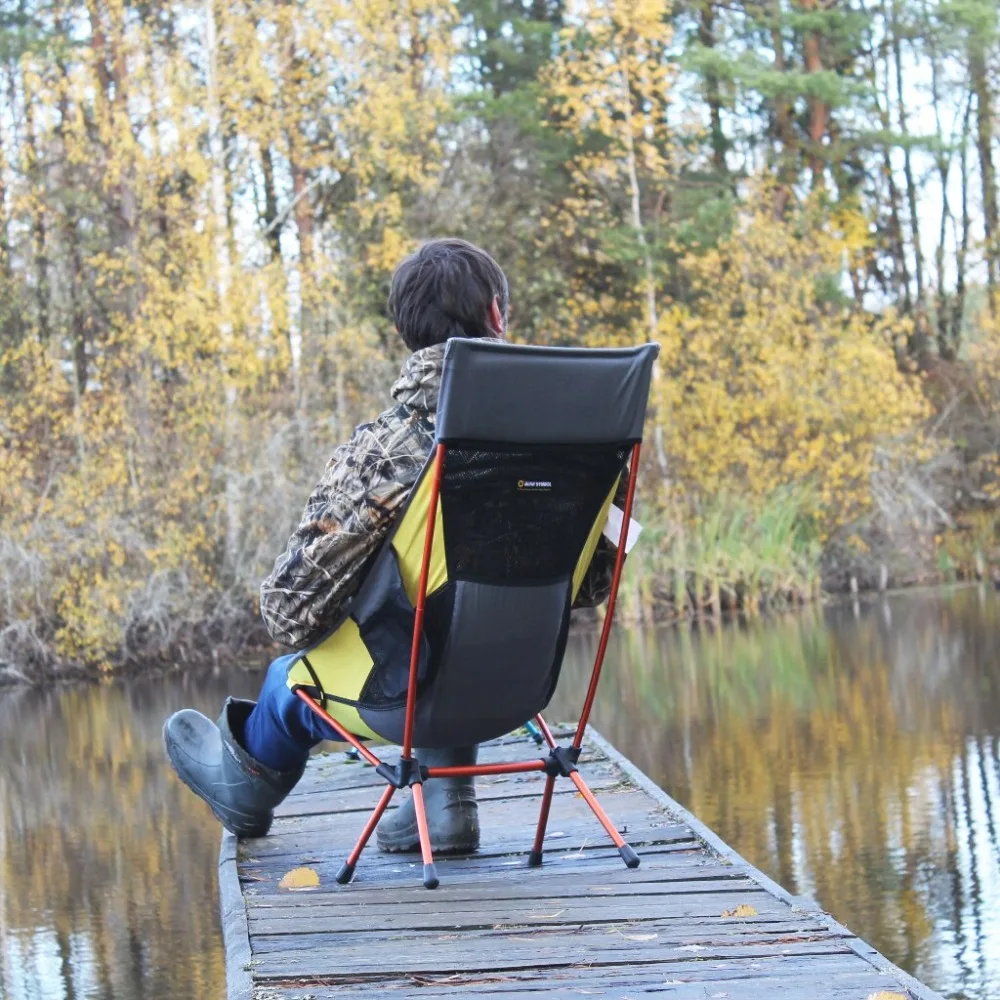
[349,402,433,456]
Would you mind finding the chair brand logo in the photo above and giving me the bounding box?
[517,479,552,491]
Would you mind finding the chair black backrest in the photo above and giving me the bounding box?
[355,339,659,747]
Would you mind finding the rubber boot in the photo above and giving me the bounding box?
[376,746,479,854]
[163,698,305,838]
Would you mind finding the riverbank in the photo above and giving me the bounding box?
[2,575,990,688]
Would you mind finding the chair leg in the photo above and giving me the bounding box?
[411,781,439,889]
[569,770,640,869]
[528,773,556,867]
[336,784,396,884]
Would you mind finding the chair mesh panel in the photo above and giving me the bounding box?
[439,442,628,585]
[358,585,454,709]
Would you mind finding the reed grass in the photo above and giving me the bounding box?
[617,486,823,624]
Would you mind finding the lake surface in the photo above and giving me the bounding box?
[1,585,998,999]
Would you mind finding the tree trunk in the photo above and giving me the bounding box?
[57,68,89,398]
[697,1,726,174]
[278,0,311,410]
[871,19,911,311]
[953,97,972,350]
[87,0,138,320]
[892,1,924,314]
[619,60,668,476]
[261,143,282,260]
[770,5,795,213]
[0,70,19,349]
[970,41,998,314]
[929,32,952,358]
[204,0,241,568]
[619,63,657,340]
[800,0,829,190]
[24,88,50,343]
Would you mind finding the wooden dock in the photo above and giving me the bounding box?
[220,729,943,1000]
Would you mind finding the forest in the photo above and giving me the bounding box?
[0,0,998,677]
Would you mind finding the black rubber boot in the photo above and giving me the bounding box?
[163,698,305,838]
[376,746,480,854]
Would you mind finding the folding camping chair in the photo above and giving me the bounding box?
[288,338,659,889]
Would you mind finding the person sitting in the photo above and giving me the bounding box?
[163,238,619,852]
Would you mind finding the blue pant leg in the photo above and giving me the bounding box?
[242,653,342,771]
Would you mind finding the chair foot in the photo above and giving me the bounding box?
[423,862,439,890]
[336,861,356,884]
[618,844,640,869]
[527,849,543,868]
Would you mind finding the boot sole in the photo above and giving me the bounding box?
[163,723,272,839]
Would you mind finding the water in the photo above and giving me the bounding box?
[1,586,998,1000]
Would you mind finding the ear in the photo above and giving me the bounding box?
[487,296,505,338]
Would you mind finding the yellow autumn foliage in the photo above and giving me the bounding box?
[0,0,455,674]
[0,0,972,674]
[656,199,930,529]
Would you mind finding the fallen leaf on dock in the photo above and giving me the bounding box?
[278,867,320,890]
[721,903,758,918]
[866,994,908,1000]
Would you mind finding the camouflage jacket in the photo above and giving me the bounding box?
[260,342,622,649]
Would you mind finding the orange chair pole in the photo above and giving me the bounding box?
[570,769,639,868]
[427,760,546,778]
[411,781,439,889]
[528,774,557,867]
[294,688,383,769]
[570,770,625,847]
[533,713,558,749]
[346,786,395,867]
[574,442,642,750]
[403,444,445,759]
[335,783,396,884]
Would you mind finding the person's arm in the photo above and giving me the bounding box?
[259,421,412,649]
[572,469,632,609]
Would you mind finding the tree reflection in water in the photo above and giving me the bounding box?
[557,585,1000,1000]
[0,670,261,1000]
[1,586,997,1000]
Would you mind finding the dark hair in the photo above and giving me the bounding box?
[388,238,509,352]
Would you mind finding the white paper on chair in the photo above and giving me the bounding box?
[602,504,643,554]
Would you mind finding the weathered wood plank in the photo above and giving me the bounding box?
[239,828,697,875]
[218,831,253,1000]
[252,936,858,980]
[246,874,762,915]
[253,952,896,997]
[259,972,908,1000]
[249,888,789,934]
[240,849,730,898]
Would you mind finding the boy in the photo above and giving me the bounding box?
[164,239,618,850]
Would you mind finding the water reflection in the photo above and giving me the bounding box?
[0,587,997,999]
[557,585,1000,1000]
[0,671,261,1000]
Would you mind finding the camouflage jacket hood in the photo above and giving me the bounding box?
[259,339,614,649]
[389,342,445,413]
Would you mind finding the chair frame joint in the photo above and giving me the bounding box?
[376,757,429,789]
[542,744,581,779]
